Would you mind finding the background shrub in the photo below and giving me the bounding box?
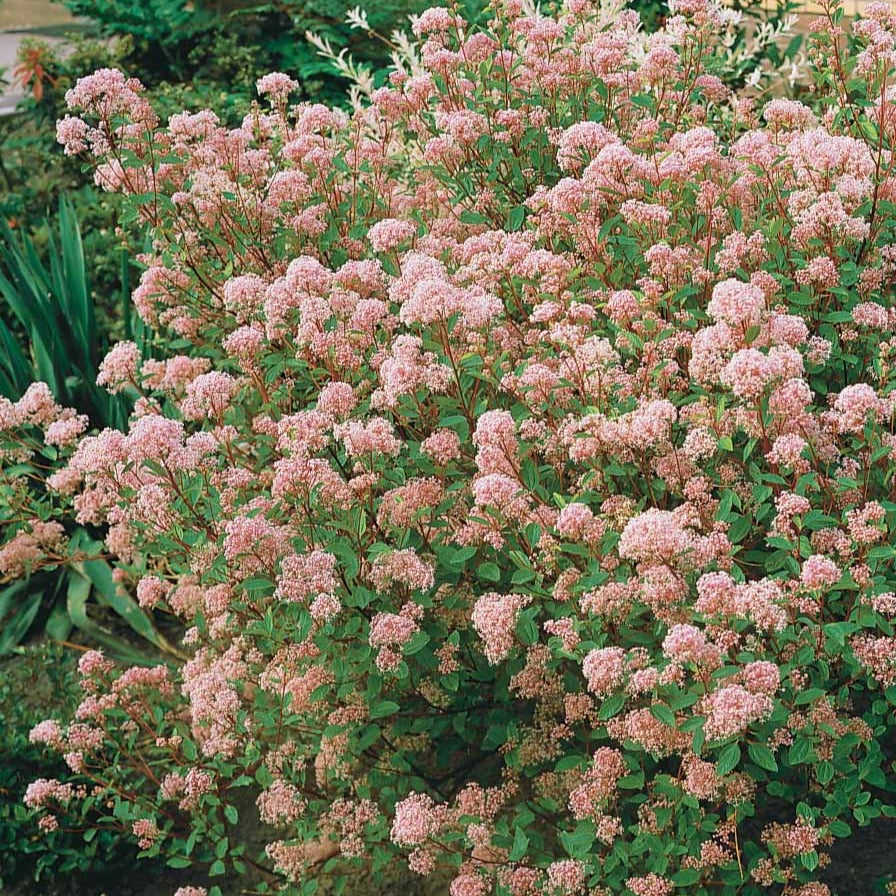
[55,0,486,103]
[0,643,144,888]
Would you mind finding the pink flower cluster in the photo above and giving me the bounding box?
[471,593,531,665]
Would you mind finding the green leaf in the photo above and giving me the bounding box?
[0,317,31,398]
[65,572,150,665]
[509,827,529,862]
[716,742,741,775]
[77,558,182,658]
[0,581,42,654]
[823,622,856,647]
[598,694,625,720]
[650,703,676,727]
[516,610,538,646]
[559,824,595,859]
[44,599,74,643]
[402,631,430,656]
[370,700,400,719]
[748,743,778,773]
[829,820,851,838]
[788,737,814,765]
[210,859,226,876]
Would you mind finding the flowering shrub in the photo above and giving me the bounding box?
[0,643,157,888]
[8,0,896,893]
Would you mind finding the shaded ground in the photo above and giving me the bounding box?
[8,866,201,896]
[824,817,896,896]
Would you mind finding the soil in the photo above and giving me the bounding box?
[822,817,896,896]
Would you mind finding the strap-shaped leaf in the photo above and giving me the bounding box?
[65,571,150,666]
[0,317,31,398]
[0,581,42,655]
[77,559,187,660]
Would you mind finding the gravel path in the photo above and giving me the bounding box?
[0,0,78,114]
[0,31,27,112]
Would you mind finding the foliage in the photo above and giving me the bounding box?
[0,199,181,659]
[55,0,467,104]
[0,35,135,327]
[0,196,126,423]
[14,41,60,103]
[6,0,896,895]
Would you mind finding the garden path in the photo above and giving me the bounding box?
[0,0,77,115]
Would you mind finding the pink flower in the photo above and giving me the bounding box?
[568,747,626,819]
[763,98,817,130]
[627,874,672,896]
[369,218,417,253]
[37,814,59,833]
[450,874,489,896]
[662,624,719,667]
[78,650,112,677]
[24,778,73,809]
[421,429,461,464]
[556,503,604,544]
[132,818,161,849]
[369,604,423,671]
[582,647,625,696]
[390,792,440,846]
[741,661,780,695]
[180,372,239,420]
[556,121,617,171]
[370,550,435,592]
[16,382,61,427]
[707,279,765,328]
[56,115,89,154]
[276,551,338,602]
[619,510,694,567]
[136,575,171,609]
[256,72,299,101]
[720,348,800,400]
[29,720,64,749]
[701,685,773,741]
[546,859,586,893]
[97,341,140,393]
[852,634,896,686]
[335,418,402,459]
[800,555,840,589]
[257,780,306,827]
[411,7,459,36]
[471,593,531,664]
[833,383,890,433]
[44,413,89,447]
